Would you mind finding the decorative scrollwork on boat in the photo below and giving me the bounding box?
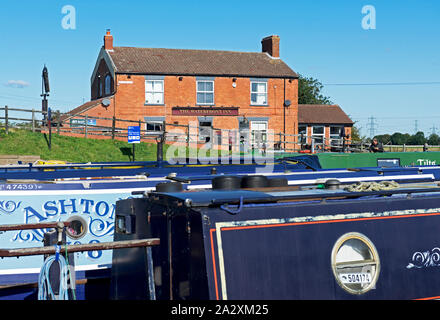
[89,217,114,237]
[407,247,440,269]
[0,200,22,215]
[12,228,46,243]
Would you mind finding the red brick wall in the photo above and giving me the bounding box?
[109,74,298,147]
[70,72,299,149]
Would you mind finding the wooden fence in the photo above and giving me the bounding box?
[1,106,436,153]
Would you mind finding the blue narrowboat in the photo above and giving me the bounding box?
[1,156,440,299]
[111,178,440,300]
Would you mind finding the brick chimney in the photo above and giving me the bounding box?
[104,29,113,51]
[261,35,280,58]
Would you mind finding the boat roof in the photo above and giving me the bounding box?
[151,182,440,207]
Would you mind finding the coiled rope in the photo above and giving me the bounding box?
[344,181,400,192]
[38,245,72,300]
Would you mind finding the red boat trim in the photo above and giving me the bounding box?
[209,211,440,300]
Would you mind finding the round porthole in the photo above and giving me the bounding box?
[331,232,380,295]
[65,215,88,240]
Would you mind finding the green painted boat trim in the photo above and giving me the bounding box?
[276,152,440,169]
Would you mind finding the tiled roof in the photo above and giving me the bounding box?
[298,104,353,125]
[107,47,298,78]
[60,96,113,122]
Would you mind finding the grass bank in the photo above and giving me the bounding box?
[0,129,161,162]
[0,129,238,163]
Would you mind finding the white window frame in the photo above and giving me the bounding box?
[145,121,164,134]
[330,126,343,146]
[312,125,325,145]
[250,121,268,146]
[145,79,164,105]
[250,81,268,105]
[196,80,214,105]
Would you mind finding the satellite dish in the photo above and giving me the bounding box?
[284,100,291,107]
[102,98,111,107]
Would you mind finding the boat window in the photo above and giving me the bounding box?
[377,158,400,167]
[65,215,88,240]
[115,214,136,234]
[331,232,380,295]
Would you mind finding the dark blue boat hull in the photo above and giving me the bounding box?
[111,190,440,300]
[204,196,440,300]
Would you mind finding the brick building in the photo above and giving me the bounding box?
[63,30,299,150]
[63,30,353,153]
[298,104,353,150]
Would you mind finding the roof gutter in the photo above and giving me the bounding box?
[114,71,299,80]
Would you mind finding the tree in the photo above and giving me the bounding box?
[298,74,332,105]
[407,131,426,145]
[391,132,410,145]
[350,124,363,142]
[428,133,440,145]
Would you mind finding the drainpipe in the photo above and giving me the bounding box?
[114,74,117,118]
[283,78,286,151]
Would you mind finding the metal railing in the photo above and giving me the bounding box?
[0,219,159,298]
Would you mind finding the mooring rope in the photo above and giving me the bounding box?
[38,245,70,300]
[64,244,76,300]
[344,181,400,192]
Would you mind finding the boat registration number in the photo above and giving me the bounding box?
[0,184,40,190]
[339,273,372,284]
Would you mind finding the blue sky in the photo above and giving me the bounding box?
[0,0,439,137]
